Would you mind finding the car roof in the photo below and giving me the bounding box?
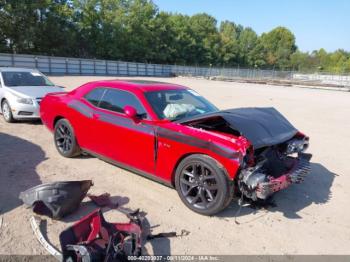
[0,67,39,72]
[87,79,188,92]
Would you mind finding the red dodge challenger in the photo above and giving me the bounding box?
[40,80,312,215]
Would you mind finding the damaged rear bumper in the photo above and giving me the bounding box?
[256,153,312,199]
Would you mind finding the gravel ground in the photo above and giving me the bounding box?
[0,76,350,255]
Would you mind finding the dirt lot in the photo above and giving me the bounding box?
[1,76,350,255]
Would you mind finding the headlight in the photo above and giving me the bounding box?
[17,97,33,105]
[286,138,309,155]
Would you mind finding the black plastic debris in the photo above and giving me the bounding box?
[19,180,93,219]
[147,229,190,240]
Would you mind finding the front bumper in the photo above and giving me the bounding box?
[11,100,41,119]
[256,153,312,199]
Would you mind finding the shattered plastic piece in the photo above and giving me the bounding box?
[147,232,177,240]
[180,229,191,237]
[234,194,245,225]
[30,216,62,261]
[19,180,93,219]
[60,209,142,261]
[87,193,118,208]
[147,229,190,240]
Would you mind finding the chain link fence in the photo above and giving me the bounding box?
[1,53,349,87]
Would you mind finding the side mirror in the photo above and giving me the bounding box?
[124,105,138,121]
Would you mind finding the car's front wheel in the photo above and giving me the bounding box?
[54,118,81,158]
[175,154,233,216]
[1,100,15,123]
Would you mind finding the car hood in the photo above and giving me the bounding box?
[178,107,298,149]
[7,86,64,98]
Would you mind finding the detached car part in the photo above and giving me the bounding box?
[59,209,142,262]
[30,216,62,261]
[87,193,118,209]
[19,180,93,219]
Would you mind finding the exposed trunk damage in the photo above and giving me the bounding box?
[179,107,312,201]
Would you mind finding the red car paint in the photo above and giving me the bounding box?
[40,80,251,186]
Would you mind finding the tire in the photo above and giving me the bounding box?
[175,154,233,216]
[54,118,81,158]
[1,100,15,123]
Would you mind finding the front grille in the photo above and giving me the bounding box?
[288,153,312,184]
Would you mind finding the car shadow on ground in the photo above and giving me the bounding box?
[218,162,336,220]
[7,119,43,125]
[0,132,45,215]
[141,217,172,256]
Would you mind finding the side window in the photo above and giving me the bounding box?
[99,89,147,117]
[84,88,106,106]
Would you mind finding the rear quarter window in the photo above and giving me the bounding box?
[84,88,106,106]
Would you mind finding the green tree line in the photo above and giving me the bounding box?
[0,0,349,73]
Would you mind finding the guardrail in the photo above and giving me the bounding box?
[0,53,349,87]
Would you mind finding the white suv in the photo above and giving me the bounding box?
[0,67,64,122]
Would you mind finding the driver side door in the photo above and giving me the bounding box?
[90,88,156,175]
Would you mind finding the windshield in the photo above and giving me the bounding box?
[144,89,218,121]
[2,71,54,87]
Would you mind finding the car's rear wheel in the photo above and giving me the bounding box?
[54,119,81,157]
[175,154,233,216]
[1,100,15,123]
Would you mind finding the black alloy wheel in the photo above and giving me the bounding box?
[175,154,233,215]
[180,162,219,209]
[54,119,81,157]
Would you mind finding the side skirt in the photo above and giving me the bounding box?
[81,148,174,188]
